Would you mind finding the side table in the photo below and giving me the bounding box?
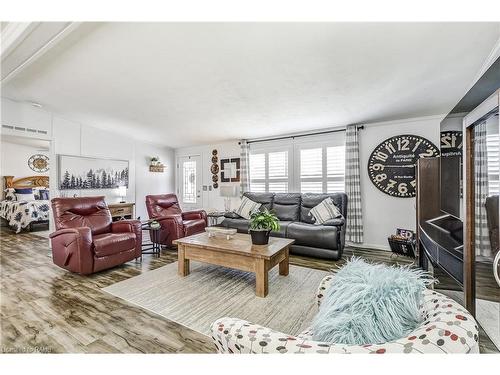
[141,222,161,257]
[207,211,227,226]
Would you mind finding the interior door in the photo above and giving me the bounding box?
[178,155,202,210]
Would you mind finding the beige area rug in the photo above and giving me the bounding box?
[103,261,330,336]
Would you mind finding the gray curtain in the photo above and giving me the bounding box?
[240,140,250,195]
[345,125,364,243]
[474,121,491,257]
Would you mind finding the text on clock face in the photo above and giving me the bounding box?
[367,135,439,198]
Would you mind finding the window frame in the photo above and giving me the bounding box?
[248,133,346,194]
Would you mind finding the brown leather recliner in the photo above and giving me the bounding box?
[49,196,142,275]
[145,194,207,247]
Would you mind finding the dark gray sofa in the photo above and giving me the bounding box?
[219,192,348,260]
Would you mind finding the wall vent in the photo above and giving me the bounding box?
[27,128,37,133]
[2,125,14,130]
[2,124,49,136]
[14,126,26,131]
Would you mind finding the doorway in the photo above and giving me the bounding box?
[177,155,202,210]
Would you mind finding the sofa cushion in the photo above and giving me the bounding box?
[272,193,301,221]
[270,221,293,238]
[221,218,249,233]
[183,219,206,236]
[243,192,274,211]
[301,193,346,224]
[93,232,136,257]
[287,222,339,250]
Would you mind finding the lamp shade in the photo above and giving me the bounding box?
[220,185,238,197]
[118,185,127,196]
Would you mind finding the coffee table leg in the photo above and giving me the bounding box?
[178,245,190,276]
[255,259,268,297]
[279,246,289,276]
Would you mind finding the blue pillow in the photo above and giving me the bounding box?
[37,189,49,200]
[15,188,33,194]
[311,257,433,345]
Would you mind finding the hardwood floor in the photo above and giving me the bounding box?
[1,228,498,353]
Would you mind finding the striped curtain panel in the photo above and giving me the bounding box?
[474,121,491,257]
[240,140,250,195]
[345,125,364,243]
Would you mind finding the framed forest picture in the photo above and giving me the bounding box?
[58,155,129,190]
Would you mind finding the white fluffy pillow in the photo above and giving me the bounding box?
[235,196,261,220]
[309,197,341,225]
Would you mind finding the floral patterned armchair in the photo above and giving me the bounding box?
[210,275,479,354]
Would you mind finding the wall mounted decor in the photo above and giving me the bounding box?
[367,134,439,198]
[220,158,241,183]
[211,149,219,188]
[58,154,129,190]
[28,154,49,173]
[440,130,463,157]
[149,156,165,172]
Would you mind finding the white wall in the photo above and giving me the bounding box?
[175,142,241,211]
[176,115,442,250]
[359,115,441,250]
[1,98,175,230]
[135,142,175,220]
[1,141,49,183]
[50,115,175,221]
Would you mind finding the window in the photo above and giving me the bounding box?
[298,145,345,193]
[487,133,499,194]
[248,134,345,194]
[249,150,289,193]
[182,160,197,203]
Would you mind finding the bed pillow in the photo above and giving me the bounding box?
[309,197,342,225]
[4,188,16,201]
[15,188,35,201]
[35,189,50,200]
[311,257,433,345]
[235,196,261,219]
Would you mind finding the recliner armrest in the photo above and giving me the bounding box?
[112,219,142,256]
[182,209,208,222]
[49,227,94,274]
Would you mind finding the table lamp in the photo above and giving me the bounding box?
[219,185,239,212]
[118,185,127,203]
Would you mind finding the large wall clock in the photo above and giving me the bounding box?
[28,154,49,173]
[367,135,439,198]
[440,130,463,157]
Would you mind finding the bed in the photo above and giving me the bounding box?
[1,175,50,233]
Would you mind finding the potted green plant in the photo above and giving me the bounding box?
[249,209,280,245]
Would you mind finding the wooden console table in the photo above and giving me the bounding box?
[108,202,135,221]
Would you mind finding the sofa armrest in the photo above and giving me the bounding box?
[321,217,345,227]
[182,209,208,222]
[316,275,335,307]
[211,317,338,354]
[112,219,142,256]
[49,227,94,274]
[224,211,241,219]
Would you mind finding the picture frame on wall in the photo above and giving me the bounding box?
[220,158,241,183]
[58,154,129,190]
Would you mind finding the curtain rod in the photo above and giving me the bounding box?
[239,125,364,145]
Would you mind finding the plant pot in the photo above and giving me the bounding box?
[249,229,271,245]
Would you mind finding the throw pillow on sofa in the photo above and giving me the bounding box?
[311,257,433,345]
[235,196,261,219]
[309,197,341,225]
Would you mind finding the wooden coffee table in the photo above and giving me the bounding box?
[173,232,294,297]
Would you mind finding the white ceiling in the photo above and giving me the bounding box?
[2,22,499,148]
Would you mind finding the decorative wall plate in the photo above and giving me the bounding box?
[28,154,49,173]
[210,163,219,174]
[212,174,219,182]
[211,155,218,163]
[367,135,439,198]
[213,182,219,189]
